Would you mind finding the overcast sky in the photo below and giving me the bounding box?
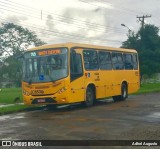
[0,0,160,47]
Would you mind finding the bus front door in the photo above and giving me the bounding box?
[70,53,85,103]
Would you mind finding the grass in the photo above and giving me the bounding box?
[0,88,23,104]
[0,88,41,115]
[0,83,160,115]
[0,104,41,115]
[136,83,160,94]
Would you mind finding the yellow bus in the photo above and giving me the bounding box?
[21,42,140,107]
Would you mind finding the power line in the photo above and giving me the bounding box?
[0,0,126,33]
[0,9,127,38]
[93,0,144,15]
[0,6,41,19]
[1,0,41,12]
[151,17,160,25]
[79,0,141,16]
[0,0,127,46]
[0,17,123,44]
[0,4,125,35]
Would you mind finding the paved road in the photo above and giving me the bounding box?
[0,93,160,148]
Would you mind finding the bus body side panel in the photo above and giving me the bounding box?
[95,71,106,99]
[127,70,140,94]
[83,70,116,100]
[98,70,115,98]
[69,75,85,103]
[109,68,140,97]
[110,70,121,96]
[112,69,140,96]
[83,71,106,99]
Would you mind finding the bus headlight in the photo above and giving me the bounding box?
[57,87,66,94]
[23,90,30,96]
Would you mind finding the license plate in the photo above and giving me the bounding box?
[37,99,45,103]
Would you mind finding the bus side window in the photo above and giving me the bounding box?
[132,54,138,70]
[70,52,83,81]
[83,50,98,70]
[99,51,112,70]
[117,53,124,70]
[112,53,117,70]
[112,52,124,70]
[123,54,133,70]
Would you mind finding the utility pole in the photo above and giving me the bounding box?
[41,10,43,20]
[136,15,151,29]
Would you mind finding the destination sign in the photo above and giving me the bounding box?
[27,48,65,58]
[38,49,61,56]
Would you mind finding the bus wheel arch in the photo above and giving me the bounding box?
[83,83,96,107]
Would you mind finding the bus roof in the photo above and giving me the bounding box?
[28,42,137,53]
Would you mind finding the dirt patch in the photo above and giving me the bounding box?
[106,100,139,111]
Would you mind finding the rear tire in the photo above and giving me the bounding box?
[113,83,128,102]
[83,87,94,107]
[121,83,128,100]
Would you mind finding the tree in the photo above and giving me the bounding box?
[0,22,46,87]
[0,22,45,57]
[122,24,160,76]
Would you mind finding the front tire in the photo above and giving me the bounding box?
[83,87,94,107]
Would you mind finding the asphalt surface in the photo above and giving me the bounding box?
[1,93,160,149]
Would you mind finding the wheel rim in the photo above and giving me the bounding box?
[123,88,127,98]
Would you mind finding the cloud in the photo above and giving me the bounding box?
[5,15,28,24]
[62,7,106,36]
[46,15,54,30]
[79,0,114,10]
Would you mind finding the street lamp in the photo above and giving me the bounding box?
[121,24,131,34]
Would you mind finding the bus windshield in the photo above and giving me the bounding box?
[22,48,68,83]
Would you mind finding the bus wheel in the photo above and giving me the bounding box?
[121,83,128,101]
[83,87,94,107]
[113,83,128,102]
